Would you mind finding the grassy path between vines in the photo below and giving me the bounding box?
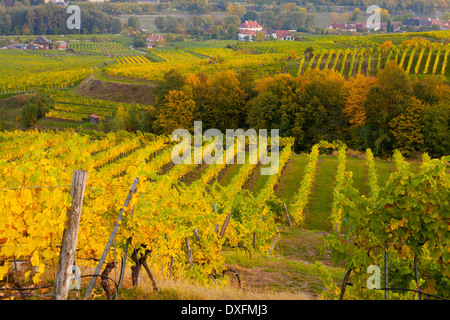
[223,152,376,299]
[221,153,344,298]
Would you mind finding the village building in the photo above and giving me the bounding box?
[57,41,67,50]
[238,29,257,41]
[327,22,367,32]
[262,29,294,40]
[146,34,165,48]
[238,21,263,32]
[89,114,99,124]
[403,18,433,28]
[33,36,52,50]
[238,20,293,42]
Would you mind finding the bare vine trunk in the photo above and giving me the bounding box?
[130,246,158,292]
[100,262,116,300]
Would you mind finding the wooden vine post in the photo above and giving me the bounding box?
[269,227,282,255]
[219,211,232,239]
[54,170,88,300]
[83,177,139,300]
[283,203,292,227]
[185,238,193,267]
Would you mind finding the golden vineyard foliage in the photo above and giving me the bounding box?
[0,129,294,285]
[0,51,109,92]
[105,51,286,81]
[322,150,450,299]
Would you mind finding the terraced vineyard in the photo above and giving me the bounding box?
[114,56,151,64]
[105,48,287,81]
[0,50,109,93]
[44,91,153,122]
[68,41,135,55]
[99,33,450,82]
[296,43,450,78]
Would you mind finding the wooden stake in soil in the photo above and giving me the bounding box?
[252,214,264,250]
[54,170,88,300]
[283,203,292,227]
[193,228,203,249]
[269,226,282,255]
[185,238,193,267]
[84,177,139,300]
[118,205,135,289]
[219,211,232,239]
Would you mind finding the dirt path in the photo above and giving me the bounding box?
[225,227,343,299]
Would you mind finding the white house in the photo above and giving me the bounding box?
[238,21,263,32]
[238,29,256,41]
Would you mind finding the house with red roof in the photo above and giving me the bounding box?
[328,22,367,32]
[238,29,257,41]
[429,18,450,29]
[33,35,52,50]
[238,20,293,41]
[239,21,263,32]
[262,29,294,40]
[146,34,165,48]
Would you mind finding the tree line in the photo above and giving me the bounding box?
[150,4,315,40]
[0,3,122,35]
[113,62,449,159]
[104,0,448,14]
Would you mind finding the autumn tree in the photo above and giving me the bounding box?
[348,8,361,22]
[343,74,377,147]
[247,73,298,138]
[20,93,51,128]
[113,107,134,132]
[157,90,197,134]
[389,97,426,156]
[412,76,449,106]
[246,91,280,131]
[378,40,395,54]
[294,69,347,150]
[226,3,246,18]
[422,100,450,157]
[255,31,265,42]
[197,70,247,131]
[343,74,377,128]
[362,60,413,156]
[154,69,186,108]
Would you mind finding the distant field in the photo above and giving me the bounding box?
[104,32,450,81]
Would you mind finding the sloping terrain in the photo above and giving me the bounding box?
[76,75,156,106]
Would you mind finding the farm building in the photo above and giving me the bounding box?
[33,36,52,50]
[146,34,165,48]
[57,41,67,50]
[6,43,27,50]
[89,114,99,124]
[262,29,294,40]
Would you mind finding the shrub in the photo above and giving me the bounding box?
[20,93,51,127]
